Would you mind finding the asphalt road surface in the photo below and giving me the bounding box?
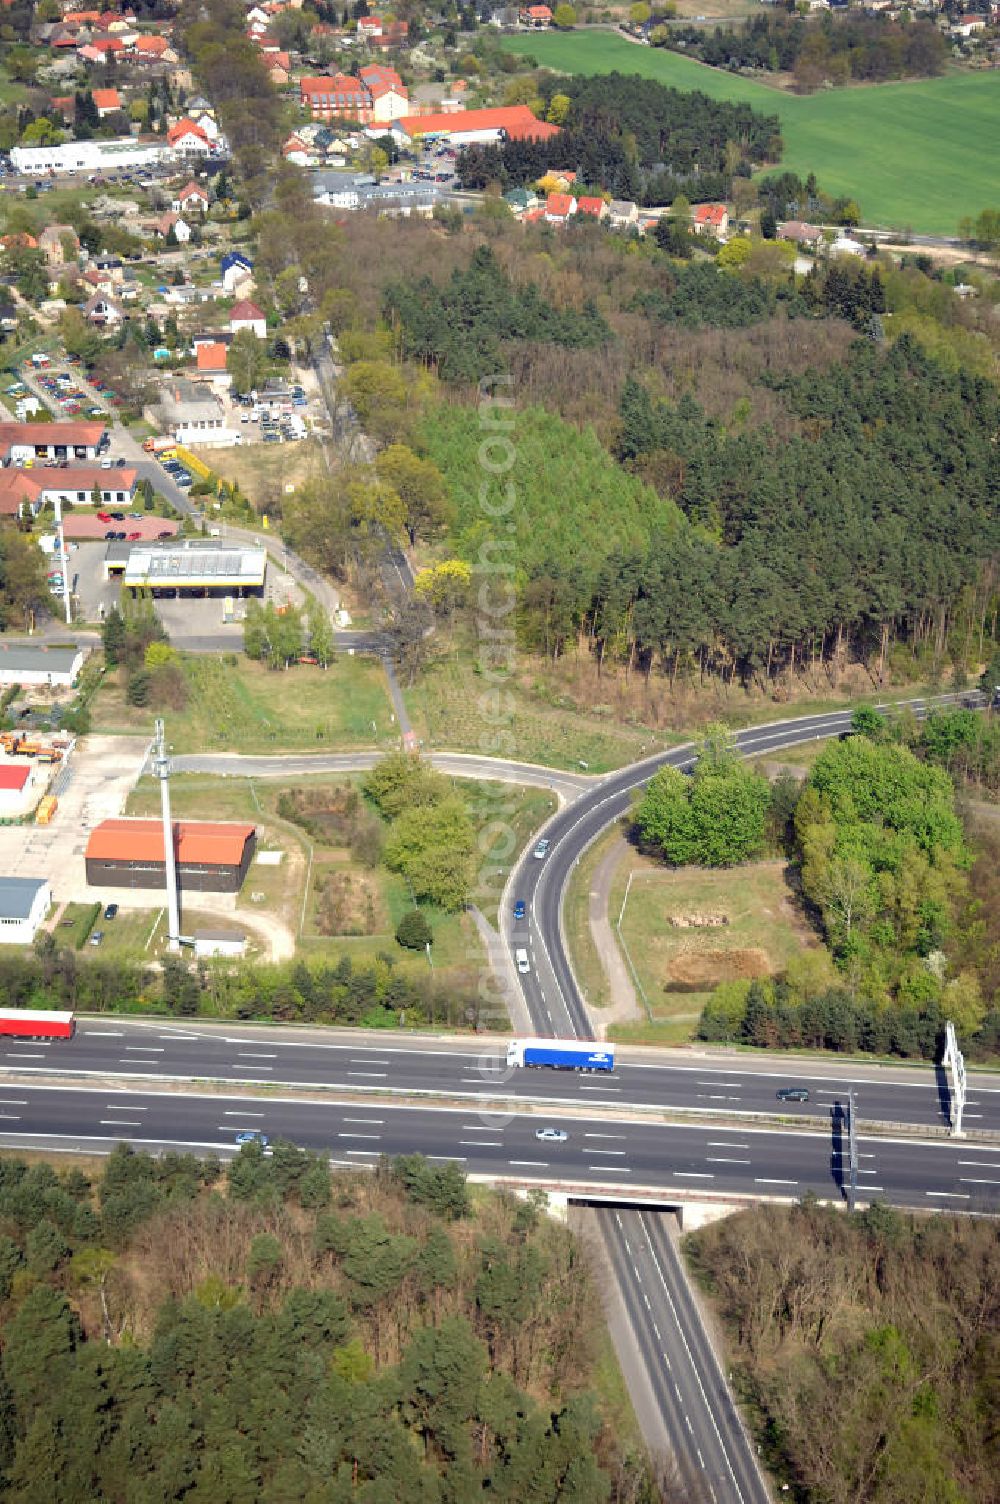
[0,1083,997,1214]
[14,1019,997,1135]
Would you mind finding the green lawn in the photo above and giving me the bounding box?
[502,33,1000,235]
[607,857,815,1044]
[90,654,394,754]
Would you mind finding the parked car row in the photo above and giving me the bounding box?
[161,456,193,489]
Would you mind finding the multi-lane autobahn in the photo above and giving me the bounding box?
[4,1019,997,1134]
[1,1080,997,1213]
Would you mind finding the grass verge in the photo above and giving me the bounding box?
[90,653,393,753]
[563,824,625,1013]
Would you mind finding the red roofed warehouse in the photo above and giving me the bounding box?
[0,421,107,464]
[392,105,559,147]
[85,819,257,893]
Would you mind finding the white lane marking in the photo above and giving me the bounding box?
[706,1157,751,1165]
[509,1160,548,1167]
[344,1149,380,1156]
[223,1111,264,1118]
[99,1119,142,1126]
[461,1124,504,1131]
[239,1066,273,1072]
[159,1034,200,1040]
[675,1171,714,1179]
[584,1132,627,1139]
[926,1191,970,1198]
[0,1100,28,1106]
[426,1154,466,1161]
[106,1104,147,1111]
[338,1133,381,1141]
[460,1139,502,1147]
[589,1149,627,1156]
[708,1141,749,1150]
[588,1165,631,1173]
[960,1177,1000,1186]
[755,1178,797,1186]
[0,1113,21,1120]
[84,1030,124,1037]
[125,1046,164,1053]
[350,1059,390,1066]
[579,1085,620,1092]
[348,1071,387,1079]
[4,1053,46,1059]
[958,1160,1000,1169]
[238,1052,277,1059]
[344,1117,384,1125]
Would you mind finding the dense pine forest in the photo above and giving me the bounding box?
[0,1146,644,1502]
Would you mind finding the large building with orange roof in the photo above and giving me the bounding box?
[85,819,257,893]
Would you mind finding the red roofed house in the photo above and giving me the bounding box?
[133,35,174,61]
[91,86,122,117]
[154,212,191,244]
[357,14,382,35]
[520,4,553,24]
[172,181,209,213]
[692,202,729,239]
[0,232,38,250]
[545,192,576,225]
[167,118,213,155]
[300,73,373,122]
[229,299,267,339]
[85,818,257,893]
[80,36,125,58]
[195,342,231,388]
[263,52,290,85]
[575,196,608,221]
[0,464,137,514]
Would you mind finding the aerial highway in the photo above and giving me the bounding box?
[9,1020,997,1134]
[0,1083,997,1214]
[0,689,986,1503]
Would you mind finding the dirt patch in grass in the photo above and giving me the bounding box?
[607,858,817,1042]
[190,439,325,513]
[667,946,772,989]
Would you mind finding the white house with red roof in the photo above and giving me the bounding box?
[545,192,576,225]
[91,86,122,117]
[692,202,729,238]
[172,181,209,214]
[167,118,213,155]
[229,300,267,339]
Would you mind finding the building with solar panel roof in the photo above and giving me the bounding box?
[121,539,266,598]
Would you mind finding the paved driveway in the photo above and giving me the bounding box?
[0,735,149,902]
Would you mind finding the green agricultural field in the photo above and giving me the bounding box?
[502,32,1000,235]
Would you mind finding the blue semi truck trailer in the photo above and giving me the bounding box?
[506,1038,615,1072]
